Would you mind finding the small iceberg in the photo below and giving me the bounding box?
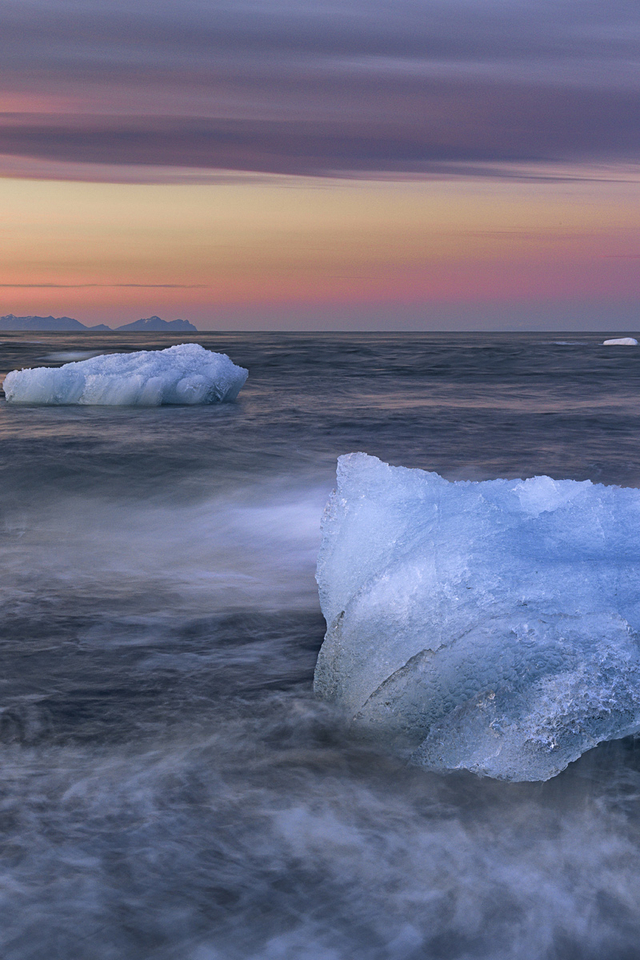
[4,343,248,406]
[314,453,640,782]
[602,337,638,346]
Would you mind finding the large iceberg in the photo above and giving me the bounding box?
[3,343,247,406]
[314,453,640,781]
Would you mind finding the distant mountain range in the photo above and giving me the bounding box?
[0,314,198,332]
[115,316,197,332]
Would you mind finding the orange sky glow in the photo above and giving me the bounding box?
[1,169,638,329]
[1,1,639,329]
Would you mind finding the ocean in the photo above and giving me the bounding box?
[1,330,640,960]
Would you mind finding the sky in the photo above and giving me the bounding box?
[0,0,638,330]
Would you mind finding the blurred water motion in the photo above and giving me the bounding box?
[1,331,640,958]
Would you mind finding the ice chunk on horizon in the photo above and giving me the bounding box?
[602,337,638,346]
[314,453,640,782]
[3,343,248,406]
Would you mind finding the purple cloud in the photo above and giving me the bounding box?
[1,0,638,177]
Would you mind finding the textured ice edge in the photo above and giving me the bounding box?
[4,343,248,406]
[314,453,640,781]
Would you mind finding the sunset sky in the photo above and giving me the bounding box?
[0,0,638,330]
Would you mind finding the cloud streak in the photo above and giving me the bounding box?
[0,0,639,179]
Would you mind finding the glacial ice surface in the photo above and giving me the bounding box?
[3,343,248,405]
[314,453,640,781]
[602,337,638,346]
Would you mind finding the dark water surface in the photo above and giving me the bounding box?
[1,331,640,959]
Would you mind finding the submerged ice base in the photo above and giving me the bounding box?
[314,454,640,781]
[4,343,248,406]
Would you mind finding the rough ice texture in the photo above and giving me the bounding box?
[602,337,638,346]
[314,453,640,781]
[4,343,247,406]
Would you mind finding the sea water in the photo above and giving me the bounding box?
[1,330,640,959]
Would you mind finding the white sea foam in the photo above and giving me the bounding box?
[3,343,248,405]
[1,482,324,617]
[41,350,105,362]
[314,453,640,781]
[602,337,638,346]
